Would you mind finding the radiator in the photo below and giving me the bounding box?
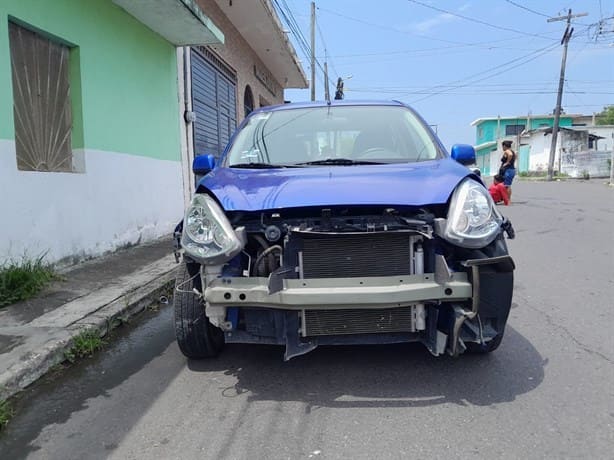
[302,307,416,336]
[297,231,416,278]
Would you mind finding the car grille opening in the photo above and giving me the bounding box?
[298,232,414,278]
[302,307,416,336]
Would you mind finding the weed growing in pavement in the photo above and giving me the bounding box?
[116,313,131,326]
[64,329,106,363]
[518,170,569,179]
[0,254,56,308]
[0,399,12,431]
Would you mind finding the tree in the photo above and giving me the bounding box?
[596,105,614,125]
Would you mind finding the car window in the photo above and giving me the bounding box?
[226,105,440,166]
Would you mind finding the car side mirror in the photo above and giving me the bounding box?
[450,144,476,166]
[193,154,216,186]
[193,154,215,176]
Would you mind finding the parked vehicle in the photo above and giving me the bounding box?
[173,101,515,360]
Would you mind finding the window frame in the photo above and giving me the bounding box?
[8,20,79,172]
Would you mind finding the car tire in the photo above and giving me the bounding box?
[174,263,224,359]
[465,331,504,354]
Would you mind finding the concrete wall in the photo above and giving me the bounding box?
[527,133,553,171]
[588,125,614,152]
[0,0,183,265]
[526,128,614,175]
[0,142,182,264]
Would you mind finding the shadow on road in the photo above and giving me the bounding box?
[0,306,180,458]
[189,325,546,409]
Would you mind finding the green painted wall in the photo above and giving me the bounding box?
[0,0,180,161]
[475,146,495,176]
[475,116,574,145]
[476,123,497,145]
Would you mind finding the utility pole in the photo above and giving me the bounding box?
[324,62,330,101]
[310,1,316,101]
[546,9,588,181]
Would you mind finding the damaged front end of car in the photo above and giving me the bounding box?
[176,178,515,360]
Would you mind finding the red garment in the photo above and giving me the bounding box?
[489,182,509,205]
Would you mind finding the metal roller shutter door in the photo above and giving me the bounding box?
[190,49,237,160]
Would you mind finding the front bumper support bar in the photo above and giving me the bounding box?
[204,273,472,311]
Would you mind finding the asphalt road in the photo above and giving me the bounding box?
[1,179,613,460]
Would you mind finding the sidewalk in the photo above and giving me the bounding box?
[0,237,178,401]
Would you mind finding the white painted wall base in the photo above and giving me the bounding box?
[0,140,184,266]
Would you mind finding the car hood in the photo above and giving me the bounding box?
[199,159,472,211]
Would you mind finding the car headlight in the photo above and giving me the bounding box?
[440,179,502,248]
[181,194,245,264]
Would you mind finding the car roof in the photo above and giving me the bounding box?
[252,100,408,115]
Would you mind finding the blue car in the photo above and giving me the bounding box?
[174,100,515,360]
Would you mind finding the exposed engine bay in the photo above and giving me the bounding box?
[176,204,514,360]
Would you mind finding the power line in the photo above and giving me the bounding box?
[273,0,331,93]
[348,89,612,96]
[406,0,557,40]
[316,18,339,86]
[345,79,613,89]
[315,5,560,46]
[274,0,311,61]
[315,42,549,60]
[404,42,560,103]
[504,0,550,18]
[562,103,614,108]
[281,0,312,58]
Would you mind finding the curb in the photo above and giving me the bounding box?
[0,266,177,402]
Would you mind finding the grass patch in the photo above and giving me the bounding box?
[0,399,12,431]
[518,170,569,178]
[0,254,56,308]
[64,329,106,363]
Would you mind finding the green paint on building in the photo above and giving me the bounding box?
[0,0,181,161]
[473,116,574,146]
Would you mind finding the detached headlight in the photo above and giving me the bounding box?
[440,179,502,248]
[181,194,245,264]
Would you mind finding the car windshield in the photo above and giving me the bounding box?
[225,105,441,167]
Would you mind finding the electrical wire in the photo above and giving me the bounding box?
[316,5,560,46]
[273,0,334,94]
[316,18,339,89]
[504,0,551,18]
[315,43,545,60]
[406,0,558,40]
[406,42,561,103]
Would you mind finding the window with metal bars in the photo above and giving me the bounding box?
[9,21,73,172]
[504,124,525,136]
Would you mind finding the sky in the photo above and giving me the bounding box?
[277,0,614,149]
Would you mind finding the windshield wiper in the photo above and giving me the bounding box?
[295,158,383,166]
[229,162,303,169]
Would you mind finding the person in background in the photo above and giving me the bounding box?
[499,140,516,201]
[489,174,510,205]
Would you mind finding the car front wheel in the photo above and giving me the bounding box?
[174,263,224,359]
